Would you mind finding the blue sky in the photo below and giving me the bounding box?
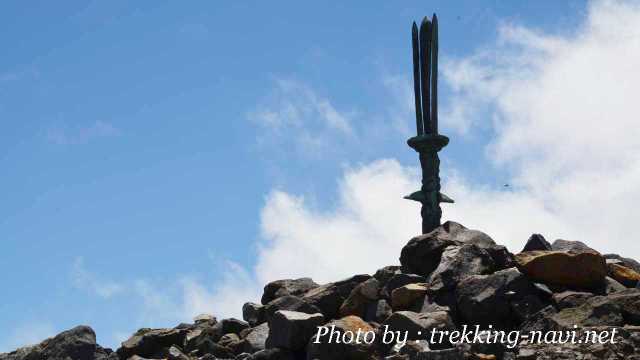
[5,0,640,351]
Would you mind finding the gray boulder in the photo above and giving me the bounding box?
[118,327,188,359]
[381,274,426,299]
[400,231,457,277]
[239,322,269,354]
[266,310,325,351]
[383,311,455,349]
[338,278,380,318]
[426,244,494,292]
[456,268,544,329]
[302,275,371,319]
[0,326,113,360]
[261,278,319,305]
[263,295,321,322]
[307,316,377,360]
[243,302,266,327]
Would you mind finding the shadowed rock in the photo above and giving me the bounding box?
[261,278,319,305]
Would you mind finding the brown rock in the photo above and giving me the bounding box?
[515,250,607,289]
[390,283,428,311]
[608,263,640,288]
[338,278,379,318]
[307,316,376,360]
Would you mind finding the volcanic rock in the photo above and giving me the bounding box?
[239,322,269,354]
[364,299,392,323]
[302,274,370,319]
[118,327,188,359]
[383,311,456,349]
[307,316,376,360]
[261,278,319,305]
[426,244,495,292]
[338,278,380,318]
[381,273,426,299]
[0,326,113,360]
[456,268,544,329]
[263,295,321,322]
[608,263,640,288]
[515,249,607,289]
[522,234,551,252]
[391,283,428,311]
[266,310,324,351]
[243,302,266,327]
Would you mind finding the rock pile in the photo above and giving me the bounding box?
[2,221,640,359]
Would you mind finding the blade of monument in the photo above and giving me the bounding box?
[431,14,439,134]
[412,22,424,136]
[419,17,432,134]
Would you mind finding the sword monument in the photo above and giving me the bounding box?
[404,14,454,234]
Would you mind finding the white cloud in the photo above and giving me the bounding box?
[248,78,354,156]
[256,159,421,283]
[441,0,640,258]
[72,257,124,299]
[47,120,120,145]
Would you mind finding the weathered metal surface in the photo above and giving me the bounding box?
[405,14,452,234]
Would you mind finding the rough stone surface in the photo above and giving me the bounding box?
[608,263,640,288]
[266,310,324,351]
[383,311,456,349]
[263,295,321,322]
[515,250,607,289]
[456,268,544,329]
[364,299,392,323]
[399,227,458,277]
[552,291,593,310]
[302,275,370,319]
[391,283,429,311]
[243,302,266,327]
[382,273,427,299]
[307,316,376,360]
[239,323,269,354]
[427,244,494,292]
[118,327,188,359]
[338,278,380,318]
[0,326,112,360]
[605,254,640,273]
[522,234,551,252]
[261,278,319,305]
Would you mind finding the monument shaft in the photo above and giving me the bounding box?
[405,14,453,234]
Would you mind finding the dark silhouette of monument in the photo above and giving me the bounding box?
[405,14,453,234]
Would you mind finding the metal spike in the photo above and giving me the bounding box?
[419,17,432,134]
[431,14,439,134]
[412,22,423,135]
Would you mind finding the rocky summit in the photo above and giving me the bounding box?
[3,221,640,360]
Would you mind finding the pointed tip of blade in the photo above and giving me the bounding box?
[420,16,430,28]
[412,22,418,31]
